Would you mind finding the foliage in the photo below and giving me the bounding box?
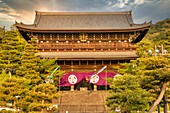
[107,75,150,113]
[26,83,59,112]
[0,77,30,107]
[134,57,170,98]
[149,18,170,33]
[39,58,64,89]
[16,36,42,87]
[0,70,10,85]
[136,40,153,57]
[137,18,170,59]
[39,58,60,79]
[0,31,24,74]
[107,17,170,112]
[0,31,60,112]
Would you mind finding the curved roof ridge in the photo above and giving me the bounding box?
[126,13,134,25]
[34,11,41,26]
[15,22,34,27]
[131,21,152,26]
[35,10,132,15]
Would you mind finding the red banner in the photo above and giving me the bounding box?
[60,72,116,86]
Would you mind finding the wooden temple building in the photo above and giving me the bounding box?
[16,11,151,90]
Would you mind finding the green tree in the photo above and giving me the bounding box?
[107,74,150,113]
[0,26,5,44]
[16,36,42,87]
[108,56,170,112]
[0,77,30,109]
[0,31,24,74]
[136,40,153,57]
[134,57,170,113]
[27,83,59,112]
[149,18,170,33]
[107,18,170,113]
[39,58,58,80]
[0,69,10,85]
[39,58,64,89]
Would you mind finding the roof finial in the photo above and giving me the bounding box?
[35,10,40,15]
[149,20,152,24]
[15,20,18,24]
[129,10,132,15]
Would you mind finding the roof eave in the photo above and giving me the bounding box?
[16,24,151,33]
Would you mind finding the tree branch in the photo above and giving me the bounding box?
[149,82,167,113]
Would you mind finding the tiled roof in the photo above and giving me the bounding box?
[37,51,138,60]
[16,11,151,31]
[35,11,133,29]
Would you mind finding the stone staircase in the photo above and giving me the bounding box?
[54,91,108,113]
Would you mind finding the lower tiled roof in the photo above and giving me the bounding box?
[37,51,138,60]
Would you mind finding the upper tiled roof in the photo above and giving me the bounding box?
[35,11,133,29]
[16,11,151,32]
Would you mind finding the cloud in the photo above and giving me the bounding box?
[107,0,153,9]
[132,0,170,23]
[0,0,32,24]
[134,0,144,5]
[108,0,129,8]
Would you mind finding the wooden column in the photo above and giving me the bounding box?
[70,85,74,91]
[94,85,97,91]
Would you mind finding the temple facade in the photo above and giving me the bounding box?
[16,11,151,90]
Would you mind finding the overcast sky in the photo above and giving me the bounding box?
[0,0,170,29]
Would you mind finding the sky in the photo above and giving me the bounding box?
[0,0,170,29]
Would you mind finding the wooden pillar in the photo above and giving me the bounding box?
[107,33,110,38]
[122,33,124,39]
[70,85,74,91]
[79,61,81,65]
[115,33,117,39]
[94,85,97,91]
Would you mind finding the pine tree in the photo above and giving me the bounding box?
[135,57,170,113]
[107,74,150,113]
[16,36,42,87]
[39,58,64,89]
[0,26,5,43]
[0,77,30,109]
[107,56,170,112]
[0,31,24,75]
[27,83,59,112]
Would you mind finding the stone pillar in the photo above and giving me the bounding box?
[70,85,74,91]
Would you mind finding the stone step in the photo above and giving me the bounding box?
[56,91,108,113]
